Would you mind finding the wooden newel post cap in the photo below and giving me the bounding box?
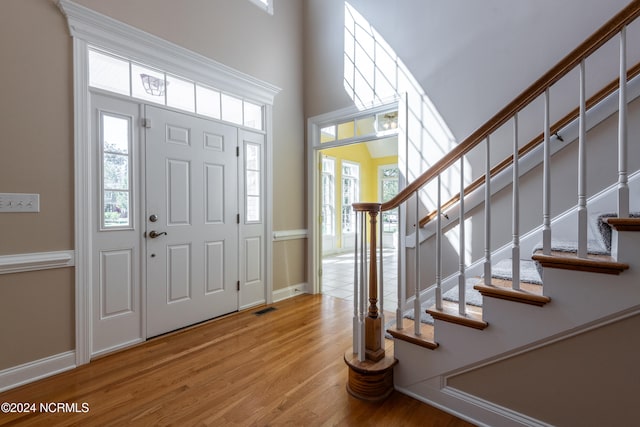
[352,202,381,213]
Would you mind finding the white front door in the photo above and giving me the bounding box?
[145,105,239,338]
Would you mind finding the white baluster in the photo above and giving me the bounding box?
[512,114,521,291]
[618,26,629,218]
[458,158,467,315]
[543,89,552,255]
[436,175,443,310]
[379,209,385,345]
[358,211,366,361]
[395,202,404,330]
[578,60,588,258]
[484,136,492,285]
[414,192,421,335]
[353,208,359,353]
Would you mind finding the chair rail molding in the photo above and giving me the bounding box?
[0,250,75,275]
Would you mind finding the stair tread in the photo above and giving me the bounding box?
[605,217,640,231]
[387,319,438,350]
[532,250,629,275]
[426,300,488,330]
[474,282,551,307]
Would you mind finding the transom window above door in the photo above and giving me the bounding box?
[89,48,264,131]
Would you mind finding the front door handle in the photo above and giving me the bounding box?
[148,230,168,239]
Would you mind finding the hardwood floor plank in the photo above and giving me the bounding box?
[0,295,474,426]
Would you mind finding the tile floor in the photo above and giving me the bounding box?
[321,247,398,310]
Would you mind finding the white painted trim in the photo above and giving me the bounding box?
[272,229,308,241]
[58,0,280,365]
[0,251,74,275]
[272,283,309,302]
[0,351,76,393]
[440,387,554,427]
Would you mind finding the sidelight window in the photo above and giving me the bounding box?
[100,112,133,229]
[341,161,360,234]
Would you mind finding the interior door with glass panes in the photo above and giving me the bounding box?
[145,105,239,338]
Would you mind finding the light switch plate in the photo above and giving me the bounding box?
[0,193,40,212]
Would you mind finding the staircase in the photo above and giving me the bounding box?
[344,2,640,426]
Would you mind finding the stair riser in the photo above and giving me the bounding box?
[611,227,640,266]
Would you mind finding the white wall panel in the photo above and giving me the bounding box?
[100,249,133,318]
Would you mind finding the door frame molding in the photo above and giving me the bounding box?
[58,0,280,366]
[306,100,403,295]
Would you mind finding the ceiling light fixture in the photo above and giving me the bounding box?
[140,74,167,96]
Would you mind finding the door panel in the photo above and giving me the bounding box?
[146,105,239,338]
[91,94,143,357]
[239,130,266,309]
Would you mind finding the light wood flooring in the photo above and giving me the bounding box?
[0,294,474,426]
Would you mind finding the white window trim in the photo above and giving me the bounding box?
[58,0,280,366]
[248,0,274,15]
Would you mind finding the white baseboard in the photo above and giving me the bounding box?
[272,283,309,302]
[0,351,76,393]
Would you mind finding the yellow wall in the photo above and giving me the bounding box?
[321,143,397,249]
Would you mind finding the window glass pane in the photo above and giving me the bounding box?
[355,116,375,136]
[89,49,130,96]
[321,157,335,236]
[166,74,195,113]
[104,191,130,228]
[246,171,260,196]
[221,93,243,125]
[376,111,398,132]
[246,143,259,170]
[101,112,131,229]
[341,162,359,234]
[243,101,263,130]
[132,63,166,104]
[337,121,355,140]
[102,115,129,154]
[196,85,221,119]
[103,154,129,190]
[247,196,260,222]
[245,142,261,223]
[320,126,336,143]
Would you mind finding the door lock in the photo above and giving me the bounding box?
[148,230,168,239]
[149,214,158,222]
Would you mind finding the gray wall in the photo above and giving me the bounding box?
[448,313,640,426]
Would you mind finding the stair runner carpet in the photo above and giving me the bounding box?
[388,212,637,329]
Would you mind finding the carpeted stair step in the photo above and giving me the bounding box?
[474,258,551,306]
[531,250,629,275]
[530,212,636,275]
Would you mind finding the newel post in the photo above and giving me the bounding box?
[358,203,385,362]
[344,202,397,402]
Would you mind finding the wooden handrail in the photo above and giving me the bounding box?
[382,0,640,213]
[419,61,640,227]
